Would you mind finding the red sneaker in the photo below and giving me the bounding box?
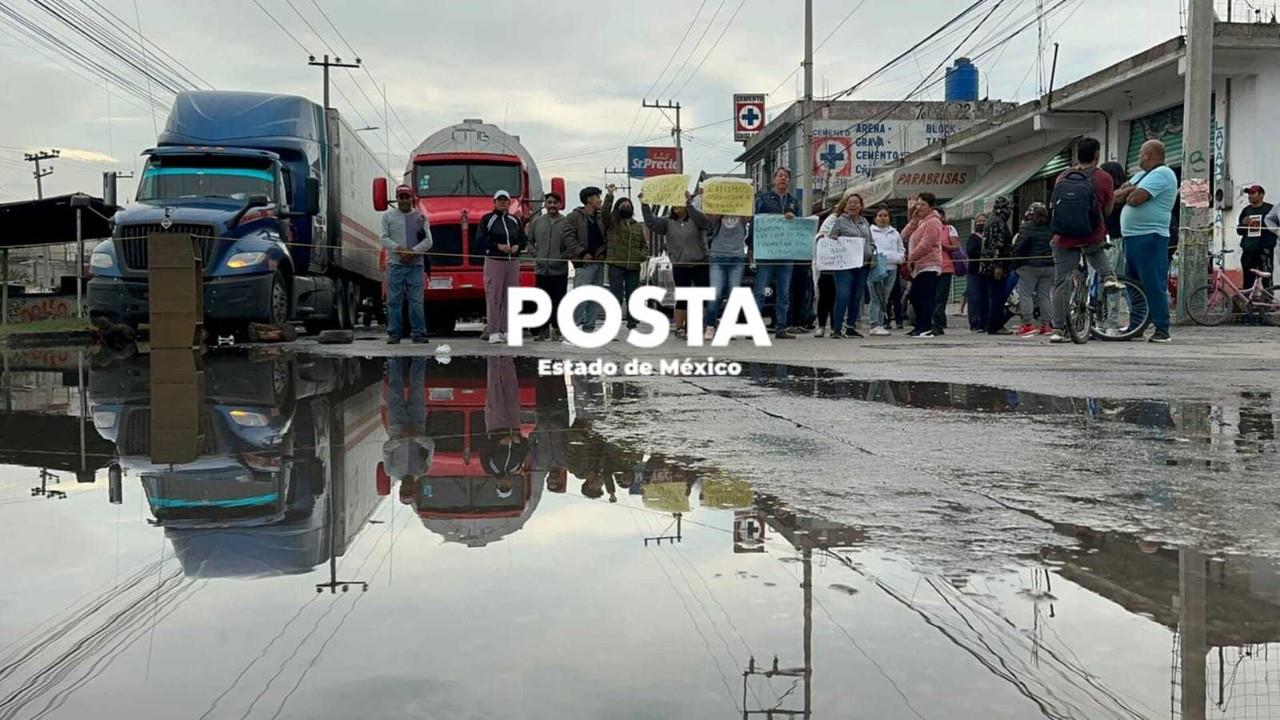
[1040,324,1053,335]
[1017,324,1038,337]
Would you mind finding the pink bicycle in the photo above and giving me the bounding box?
[1186,249,1279,325]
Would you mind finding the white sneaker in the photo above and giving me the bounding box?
[870,326,891,336]
[1048,332,1066,344]
[911,330,935,338]
[488,332,505,345]
[703,327,716,342]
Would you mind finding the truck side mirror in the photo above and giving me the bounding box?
[247,193,271,208]
[372,177,389,212]
[306,178,321,214]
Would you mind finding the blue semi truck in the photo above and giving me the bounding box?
[88,90,386,333]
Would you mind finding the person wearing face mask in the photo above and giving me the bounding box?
[602,184,649,331]
[867,206,905,336]
[965,213,988,331]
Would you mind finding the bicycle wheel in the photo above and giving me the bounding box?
[1187,283,1233,326]
[1066,271,1091,344]
[1091,276,1151,341]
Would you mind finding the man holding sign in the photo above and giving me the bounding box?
[751,168,802,339]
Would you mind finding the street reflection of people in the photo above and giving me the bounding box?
[532,372,570,493]
[383,357,434,501]
[483,356,530,497]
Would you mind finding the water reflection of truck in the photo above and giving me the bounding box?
[90,353,387,577]
[88,90,385,334]
[372,120,565,333]
[378,357,541,547]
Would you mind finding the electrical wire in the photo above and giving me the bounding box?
[624,0,708,146]
[672,0,748,97]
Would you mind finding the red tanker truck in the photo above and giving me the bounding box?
[373,119,565,334]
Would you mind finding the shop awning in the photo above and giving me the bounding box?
[944,142,1070,221]
[833,161,976,207]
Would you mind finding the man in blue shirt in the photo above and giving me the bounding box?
[1115,139,1178,343]
[751,167,801,339]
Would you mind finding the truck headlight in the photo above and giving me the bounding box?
[225,251,267,269]
[90,252,114,269]
[228,409,270,427]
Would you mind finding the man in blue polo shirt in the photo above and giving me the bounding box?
[1115,139,1177,343]
[751,167,800,340]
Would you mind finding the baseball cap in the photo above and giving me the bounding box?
[1245,184,1265,194]
[394,184,413,197]
[493,190,511,200]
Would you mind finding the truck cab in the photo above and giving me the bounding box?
[375,120,564,333]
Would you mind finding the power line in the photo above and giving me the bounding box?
[624,0,708,146]
[672,0,748,97]
[251,0,310,55]
[637,0,729,140]
[283,0,337,56]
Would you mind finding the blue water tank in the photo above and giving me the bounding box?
[945,58,980,102]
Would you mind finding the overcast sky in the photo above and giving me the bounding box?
[0,0,1183,205]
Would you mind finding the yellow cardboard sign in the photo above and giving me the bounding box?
[642,174,689,207]
[702,179,755,216]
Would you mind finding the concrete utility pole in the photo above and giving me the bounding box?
[24,149,59,199]
[1178,0,1214,322]
[800,0,814,214]
[641,99,683,150]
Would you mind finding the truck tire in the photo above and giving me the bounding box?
[267,271,290,325]
[336,278,353,330]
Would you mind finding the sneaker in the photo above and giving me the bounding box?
[1149,329,1172,343]
[870,326,891,336]
[479,332,490,342]
[1049,332,1067,344]
[970,327,985,333]
[814,327,826,338]
[989,328,1014,336]
[830,331,845,339]
[775,330,796,340]
[895,323,906,330]
[911,330,935,338]
[1103,275,1125,292]
[1039,324,1053,335]
[387,336,402,345]
[1017,324,1038,337]
[674,327,688,340]
[930,328,944,337]
[488,333,505,345]
[846,329,864,338]
[788,326,810,335]
[703,327,716,342]
[411,336,430,344]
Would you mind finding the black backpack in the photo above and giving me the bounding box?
[1050,167,1101,238]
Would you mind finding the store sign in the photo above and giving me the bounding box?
[734,93,766,142]
[627,146,683,179]
[811,119,982,182]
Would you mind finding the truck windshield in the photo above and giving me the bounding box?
[414,163,521,198]
[138,157,276,203]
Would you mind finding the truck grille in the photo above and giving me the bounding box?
[426,224,464,267]
[120,409,213,456]
[115,224,221,270]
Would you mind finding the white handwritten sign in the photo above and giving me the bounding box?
[815,236,864,271]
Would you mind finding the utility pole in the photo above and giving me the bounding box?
[1178,0,1213,323]
[307,54,361,111]
[24,149,59,199]
[641,99,683,150]
[800,0,814,214]
[604,166,632,197]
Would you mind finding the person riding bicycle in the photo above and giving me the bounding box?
[1048,137,1124,344]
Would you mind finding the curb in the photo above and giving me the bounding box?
[0,330,95,349]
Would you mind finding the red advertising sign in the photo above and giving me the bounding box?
[627,146,683,179]
[734,94,766,143]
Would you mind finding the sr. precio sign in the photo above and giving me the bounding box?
[627,146,682,179]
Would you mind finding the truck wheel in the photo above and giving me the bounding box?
[336,278,353,330]
[267,271,290,325]
[345,282,361,330]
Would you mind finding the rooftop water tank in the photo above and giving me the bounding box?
[945,58,980,102]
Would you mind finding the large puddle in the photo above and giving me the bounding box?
[0,349,1277,719]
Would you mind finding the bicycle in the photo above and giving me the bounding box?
[1064,242,1151,344]
[1186,248,1280,325]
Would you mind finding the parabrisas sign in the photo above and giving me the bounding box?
[508,286,771,349]
[627,146,683,179]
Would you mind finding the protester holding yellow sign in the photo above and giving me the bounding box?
[701,178,755,216]
[640,174,689,208]
[640,185,709,339]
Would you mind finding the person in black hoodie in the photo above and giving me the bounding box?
[476,190,528,343]
[1012,203,1054,337]
[964,213,988,331]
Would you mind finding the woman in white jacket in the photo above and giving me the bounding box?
[867,206,906,335]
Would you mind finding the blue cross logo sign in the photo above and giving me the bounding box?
[738,105,762,130]
[814,137,852,177]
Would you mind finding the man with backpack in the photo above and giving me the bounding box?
[1048,137,1124,344]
